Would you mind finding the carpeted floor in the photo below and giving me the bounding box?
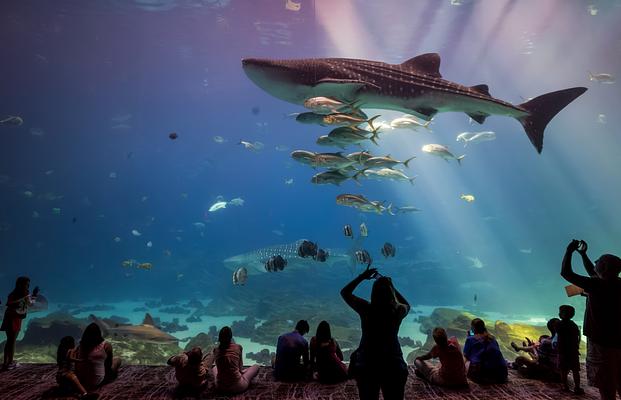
[0,364,600,400]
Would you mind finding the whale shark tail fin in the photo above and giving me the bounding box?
[517,87,587,153]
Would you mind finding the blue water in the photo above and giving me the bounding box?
[1,0,620,327]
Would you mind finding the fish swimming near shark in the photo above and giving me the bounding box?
[242,53,587,153]
[89,313,178,344]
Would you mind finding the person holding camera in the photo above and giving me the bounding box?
[562,239,621,400]
[341,267,410,400]
[1,276,40,370]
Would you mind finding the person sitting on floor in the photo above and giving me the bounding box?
[167,347,212,393]
[309,320,348,384]
[463,318,508,384]
[273,320,310,381]
[511,318,560,379]
[211,326,259,394]
[56,336,99,400]
[414,327,468,387]
[74,323,122,391]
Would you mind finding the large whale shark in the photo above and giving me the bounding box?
[242,53,587,153]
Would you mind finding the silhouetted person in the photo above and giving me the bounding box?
[75,323,122,390]
[310,320,348,384]
[463,318,508,384]
[167,347,210,393]
[212,326,259,394]
[1,276,39,370]
[511,318,560,379]
[414,327,467,387]
[341,268,410,400]
[273,320,310,381]
[562,239,621,400]
[56,336,98,399]
[556,305,583,394]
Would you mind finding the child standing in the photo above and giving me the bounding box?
[556,305,584,394]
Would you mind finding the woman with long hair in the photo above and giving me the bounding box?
[463,318,508,383]
[211,326,259,394]
[1,276,39,370]
[310,320,348,383]
[341,268,410,400]
[74,323,122,390]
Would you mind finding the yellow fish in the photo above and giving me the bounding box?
[137,262,153,270]
[460,194,475,202]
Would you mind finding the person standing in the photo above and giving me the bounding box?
[341,268,410,400]
[1,276,39,370]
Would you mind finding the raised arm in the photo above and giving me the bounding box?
[577,241,596,277]
[561,240,594,291]
[340,268,376,313]
[393,285,410,317]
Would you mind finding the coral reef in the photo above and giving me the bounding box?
[183,332,216,352]
[246,348,274,365]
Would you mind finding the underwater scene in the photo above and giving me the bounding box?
[1,0,620,367]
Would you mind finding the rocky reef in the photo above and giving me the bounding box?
[246,348,275,365]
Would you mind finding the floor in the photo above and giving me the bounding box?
[0,364,600,400]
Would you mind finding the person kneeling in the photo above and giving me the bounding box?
[414,327,467,387]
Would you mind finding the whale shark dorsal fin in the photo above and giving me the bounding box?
[401,53,442,78]
[470,84,491,97]
[142,313,155,326]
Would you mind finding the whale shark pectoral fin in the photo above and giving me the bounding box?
[313,78,380,97]
[466,112,489,124]
[400,53,442,78]
[412,107,438,120]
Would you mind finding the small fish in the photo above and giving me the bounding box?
[315,249,328,262]
[192,222,206,229]
[213,136,226,144]
[290,150,317,165]
[363,155,416,169]
[32,211,40,218]
[176,273,184,281]
[265,255,287,272]
[229,197,244,206]
[588,71,615,84]
[347,151,374,164]
[52,208,61,215]
[460,194,475,203]
[297,240,318,258]
[311,169,351,186]
[381,242,396,258]
[141,196,149,202]
[146,241,153,248]
[113,237,121,243]
[466,256,484,269]
[421,144,465,165]
[30,128,44,137]
[519,248,533,254]
[455,131,496,147]
[239,140,262,152]
[0,116,24,126]
[233,267,248,285]
[355,249,372,266]
[137,262,153,270]
[131,229,142,237]
[169,132,178,140]
[208,201,227,212]
[390,115,432,131]
[310,152,358,170]
[271,229,284,236]
[23,190,33,198]
[396,206,421,213]
[163,249,172,257]
[354,168,417,185]
[343,224,353,238]
[597,114,607,124]
[109,172,117,179]
[121,259,137,268]
[359,223,368,237]
[45,170,55,176]
[284,178,294,185]
[275,144,290,152]
[303,97,353,114]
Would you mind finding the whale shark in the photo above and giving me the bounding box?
[223,239,355,275]
[242,53,587,153]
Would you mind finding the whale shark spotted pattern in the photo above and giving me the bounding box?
[242,53,587,153]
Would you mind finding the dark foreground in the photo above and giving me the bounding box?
[0,364,599,400]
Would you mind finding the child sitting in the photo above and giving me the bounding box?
[56,336,98,399]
